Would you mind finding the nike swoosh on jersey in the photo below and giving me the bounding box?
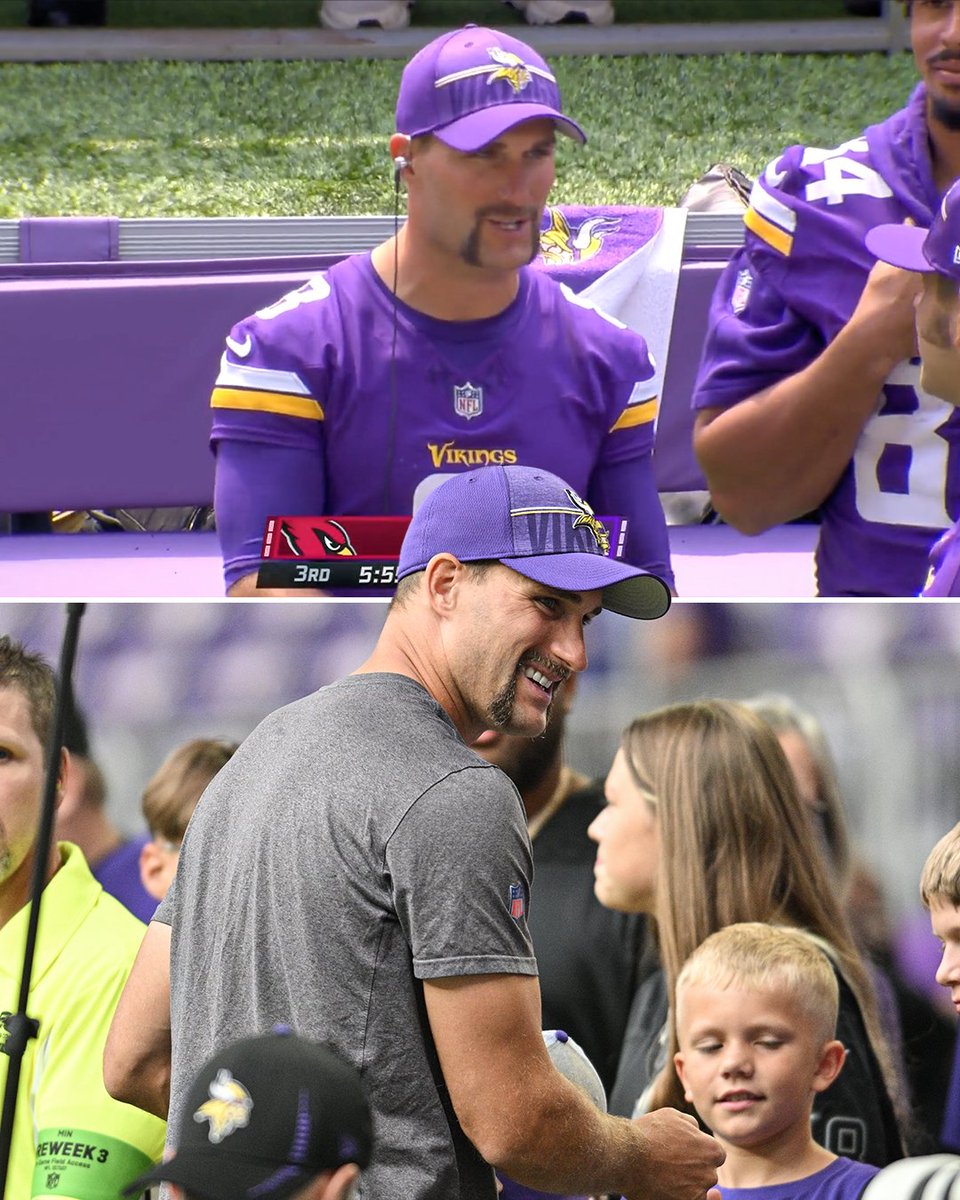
[226,333,253,358]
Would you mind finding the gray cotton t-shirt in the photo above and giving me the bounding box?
[156,672,537,1199]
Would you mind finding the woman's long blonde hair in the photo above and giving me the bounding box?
[620,699,903,1129]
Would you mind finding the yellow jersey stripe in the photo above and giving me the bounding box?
[744,207,794,257]
[610,397,658,432]
[749,179,797,234]
[210,387,324,421]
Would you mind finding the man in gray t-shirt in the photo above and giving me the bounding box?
[105,465,724,1200]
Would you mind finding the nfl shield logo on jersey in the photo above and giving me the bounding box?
[453,382,483,420]
[731,268,753,315]
[509,883,525,922]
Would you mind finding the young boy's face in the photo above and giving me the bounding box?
[929,897,960,1015]
[674,980,844,1151]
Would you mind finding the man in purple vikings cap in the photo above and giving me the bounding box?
[209,24,672,598]
[866,177,960,596]
[691,1,960,597]
[106,466,722,1200]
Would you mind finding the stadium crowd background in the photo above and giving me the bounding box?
[2,598,956,967]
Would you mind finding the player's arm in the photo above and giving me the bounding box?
[424,972,723,1200]
[696,258,916,535]
[103,919,172,1119]
[211,286,335,597]
[215,441,327,596]
[593,334,675,591]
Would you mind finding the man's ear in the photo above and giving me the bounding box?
[389,132,412,172]
[54,747,69,810]
[811,1039,846,1093]
[422,553,464,613]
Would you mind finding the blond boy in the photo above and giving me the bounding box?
[674,923,879,1199]
[139,737,237,901]
[920,821,960,1021]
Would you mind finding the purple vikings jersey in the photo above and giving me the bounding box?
[694,84,960,596]
[210,251,671,590]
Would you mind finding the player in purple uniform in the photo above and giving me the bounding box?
[692,0,960,596]
[866,175,960,595]
[210,25,672,596]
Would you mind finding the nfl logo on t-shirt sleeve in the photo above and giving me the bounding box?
[509,883,525,921]
[731,268,753,315]
[453,383,484,420]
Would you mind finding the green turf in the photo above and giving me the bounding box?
[0,49,917,218]
[0,0,851,27]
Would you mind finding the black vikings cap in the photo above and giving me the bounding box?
[124,1028,372,1200]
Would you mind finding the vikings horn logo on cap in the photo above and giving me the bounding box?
[510,487,611,556]
[194,1069,253,1144]
[434,45,553,96]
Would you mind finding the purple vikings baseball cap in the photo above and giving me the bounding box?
[396,465,671,620]
[395,25,586,153]
[865,178,960,280]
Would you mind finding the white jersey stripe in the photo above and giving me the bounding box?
[215,354,311,397]
[749,179,798,236]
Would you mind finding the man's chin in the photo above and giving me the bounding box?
[507,706,551,738]
[930,90,960,132]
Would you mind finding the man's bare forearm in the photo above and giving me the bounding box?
[103,920,172,1119]
[695,322,904,533]
[695,258,921,533]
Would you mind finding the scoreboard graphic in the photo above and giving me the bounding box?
[257,516,409,589]
[257,514,629,590]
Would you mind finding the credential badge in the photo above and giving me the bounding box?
[453,382,484,421]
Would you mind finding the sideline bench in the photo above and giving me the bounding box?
[0,210,819,596]
[0,209,739,513]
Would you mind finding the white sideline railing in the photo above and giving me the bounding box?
[0,211,745,264]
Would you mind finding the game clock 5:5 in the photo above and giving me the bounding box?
[358,563,398,586]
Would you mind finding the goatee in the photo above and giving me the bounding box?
[931,92,960,132]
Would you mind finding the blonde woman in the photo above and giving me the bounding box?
[588,699,905,1166]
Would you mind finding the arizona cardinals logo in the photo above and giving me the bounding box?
[280,518,357,558]
[539,208,621,265]
[566,488,610,555]
[194,1069,253,1144]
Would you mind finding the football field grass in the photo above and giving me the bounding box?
[0,50,918,218]
[0,2,916,218]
